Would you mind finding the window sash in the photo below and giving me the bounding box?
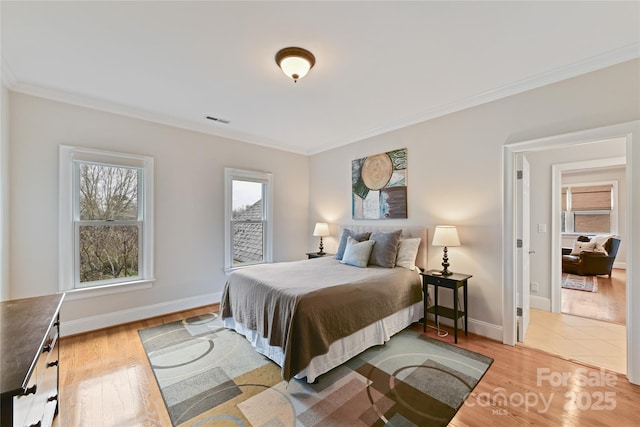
[75,161,142,221]
[573,211,611,234]
[224,168,273,271]
[74,220,142,288]
[231,219,266,266]
[73,160,144,289]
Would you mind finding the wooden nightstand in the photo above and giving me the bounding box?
[306,252,333,259]
[420,270,472,343]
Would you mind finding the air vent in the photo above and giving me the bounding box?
[205,116,230,124]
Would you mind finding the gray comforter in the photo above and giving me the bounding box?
[220,257,422,381]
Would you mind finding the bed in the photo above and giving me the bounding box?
[220,226,427,383]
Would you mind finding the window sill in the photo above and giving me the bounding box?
[61,279,156,301]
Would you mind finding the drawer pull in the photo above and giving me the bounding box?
[28,421,42,427]
[47,394,58,402]
[47,360,59,368]
[22,384,37,396]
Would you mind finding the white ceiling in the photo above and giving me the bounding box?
[2,1,639,155]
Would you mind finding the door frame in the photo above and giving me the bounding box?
[502,120,639,385]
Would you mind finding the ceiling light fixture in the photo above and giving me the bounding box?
[275,47,315,83]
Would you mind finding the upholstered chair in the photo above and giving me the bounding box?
[562,236,621,277]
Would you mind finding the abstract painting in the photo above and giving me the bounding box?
[352,148,407,219]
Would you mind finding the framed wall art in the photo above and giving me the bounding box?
[352,148,407,219]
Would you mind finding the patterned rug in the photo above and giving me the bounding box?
[138,313,493,427]
[562,273,598,292]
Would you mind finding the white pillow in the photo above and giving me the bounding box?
[570,241,596,255]
[340,236,375,268]
[395,238,421,270]
[590,235,611,256]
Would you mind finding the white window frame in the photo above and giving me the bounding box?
[224,168,273,272]
[561,180,618,236]
[59,146,154,298]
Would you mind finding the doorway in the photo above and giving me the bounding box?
[502,120,639,385]
[521,144,628,373]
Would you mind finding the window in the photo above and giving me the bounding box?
[561,182,617,235]
[59,146,154,292]
[224,168,272,270]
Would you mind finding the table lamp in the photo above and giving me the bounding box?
[313,222,330,255]
[432,225,460,276]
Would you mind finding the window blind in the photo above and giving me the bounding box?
[570,185,612,211]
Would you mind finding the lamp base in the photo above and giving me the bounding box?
[317,236,325,256]
[441,246,453,276]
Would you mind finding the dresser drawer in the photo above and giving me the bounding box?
[1,294,64,427]
[423,275,453,287]
[12,373,38,427]
[13,327,59,427]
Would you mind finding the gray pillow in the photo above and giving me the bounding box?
[335,229,372,260]
[340,236,375,268]
[368,230,402,268]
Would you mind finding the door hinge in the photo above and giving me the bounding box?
[517,239,523,248]
[517,170,523,179]
[517,307,523,316]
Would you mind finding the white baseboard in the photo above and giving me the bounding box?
[61,291,222,336]
[613,262,626,270]
[427,316,503,342]
[530,295,551,311]
[61,293,505,343]
[469,318,503,341]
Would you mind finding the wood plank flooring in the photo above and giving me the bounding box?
[561,268,626,324]
[524,308,626,374]
[55,305,640,426]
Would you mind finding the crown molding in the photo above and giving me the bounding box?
[309,43,640,155]
[6,77,311,155]
[4,43,638,157]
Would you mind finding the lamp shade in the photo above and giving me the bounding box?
[432,225,460,247]
[313,222,330,237]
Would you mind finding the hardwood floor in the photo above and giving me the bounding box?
[55,306,215,427]
[524,308,626,374]
[55,306,640,427]
[562,268,626,324]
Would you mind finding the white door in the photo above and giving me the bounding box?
[516,154,531,342]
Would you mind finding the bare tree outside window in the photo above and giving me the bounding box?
[77,163,141,283]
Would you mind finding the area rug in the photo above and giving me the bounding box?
[562,273,598,292]
[138,313,493,427]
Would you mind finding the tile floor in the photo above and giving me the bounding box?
[522,308,626,374]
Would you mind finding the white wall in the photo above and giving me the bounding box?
[0,83,9,301]
[9,93,309,333]
[526,140,627,302]
[309,59,639,339]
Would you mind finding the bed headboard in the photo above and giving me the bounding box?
[339,225,428,271]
